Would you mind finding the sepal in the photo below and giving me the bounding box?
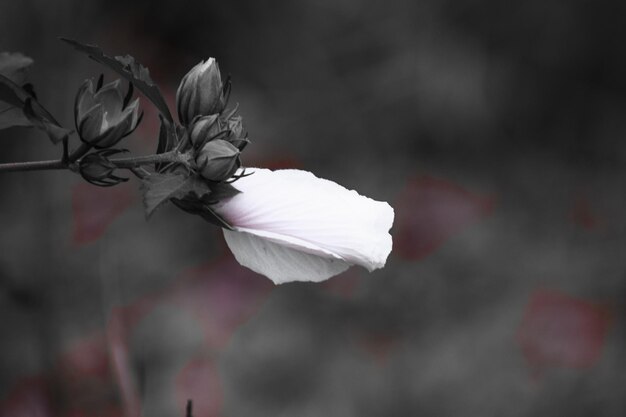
[78,149,129,187]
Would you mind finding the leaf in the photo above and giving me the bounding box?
[207,181,240,203]
[0,74,27,107]
[195,203,234,229]
[0,53,36,130]
[23,98,71,143]
[171,198,233,230]
[0,52,33,84]
[61,38,173,123]
[0,74,67,140]
[0,106,30,130]
[141,172,212,217]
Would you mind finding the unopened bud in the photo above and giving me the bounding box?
[176,58,229,125]
[75,78,140,148]
[189,114,248,150]
[78,151,127,186]
[195,139,240,182]
[224,115,248,150]
[189,114,220,146]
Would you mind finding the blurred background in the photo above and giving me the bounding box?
[1,0,626,416]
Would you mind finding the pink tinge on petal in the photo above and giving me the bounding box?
[72,182,134,244]
[395,175,494,260]
[0,377,53,417]
[172,256,273,349]
[516,289,612,374]
[216,168,394,275]
[175,356,223,417]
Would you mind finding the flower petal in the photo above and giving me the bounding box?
[79,103,105,140]
[223,229,350,284]
[215,168,394,274]
[76,79,96,121]
[94,80,124,120]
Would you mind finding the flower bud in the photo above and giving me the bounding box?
[224,115,249,150]
[78,151,128,187]
[75,78,140,149]
[176,58,229,125]
[189,114,248,150]
[195,139,241,182]
[189,114,220,146]
[226,115,243,138]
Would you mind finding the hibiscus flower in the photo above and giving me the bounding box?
[213,168,394,284]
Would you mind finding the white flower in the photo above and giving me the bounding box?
[213,168,394,284]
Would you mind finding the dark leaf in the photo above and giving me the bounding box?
[123,81,134,108]
[1,77,57,123]
[195,204,233,229]
[0,74,26,107]
[0,106,30,129]
[0,52,33,84]
[96,73,104,90]
[0,74,67,139]
[207,181,240,203]
[61,38,173,122]
[23,98,71,143]
[141,173,188,215]
[0,53,36,130]
[141,172,213,217]
[156,116,168,154]
[21,83,37,99]
[171,198,233,230]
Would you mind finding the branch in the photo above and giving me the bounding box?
[0,159,66,173]
[0,150,188,174]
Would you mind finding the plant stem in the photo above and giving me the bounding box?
[0,159,66,173]
[0,150,185,174]
[109,151,182,169]
[61,137,69,164]
[68,142,91,162]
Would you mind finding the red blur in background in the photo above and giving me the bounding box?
[394,176,494,260]
[517,289,613,375]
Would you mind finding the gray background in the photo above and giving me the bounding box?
[1,0,625,416]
